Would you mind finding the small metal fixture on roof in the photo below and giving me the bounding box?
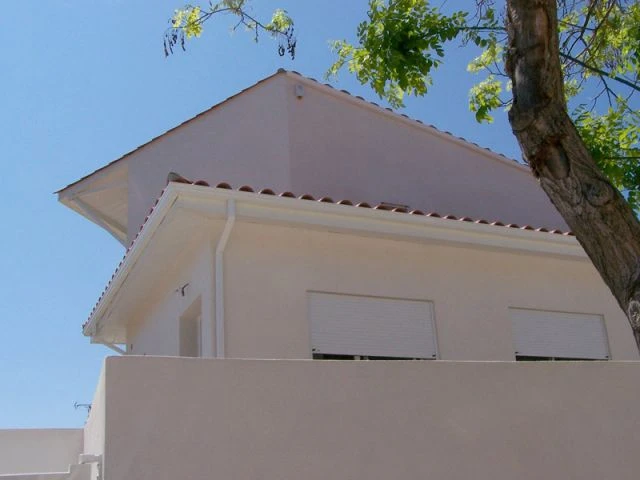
[295,84,304,98]
[167,171,189,184]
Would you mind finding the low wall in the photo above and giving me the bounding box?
[103,356,640,480]
[0,428,83,475]
[84,365,106,459]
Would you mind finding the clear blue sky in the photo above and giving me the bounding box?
[0,1,522,428]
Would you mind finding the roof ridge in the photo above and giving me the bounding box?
[57,70,285,194]
[281,69,524,168]
[59,69,525,195]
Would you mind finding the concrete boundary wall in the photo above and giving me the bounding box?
[0,429,83,475]
[103,356,640,480]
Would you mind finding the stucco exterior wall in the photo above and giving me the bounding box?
[126,74,292,243]
[101,356,640,480]
[128,241,214,357]
[126,218,637,361]
[286,76,567,230]
[83,366,105,459]
[0,429,83,475]
[223,222,636,361]
[123,72,568,245]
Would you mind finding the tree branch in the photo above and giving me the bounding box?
[560,52,640,92]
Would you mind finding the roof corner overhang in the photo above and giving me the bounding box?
[57,159,129,246]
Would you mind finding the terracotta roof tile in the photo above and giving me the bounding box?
[167,174,575,239]
[83,175,575,331]
[374,204,393,211]
[83,184,168,329]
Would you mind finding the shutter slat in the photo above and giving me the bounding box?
[511,309,609,359]
[309,293,437,358]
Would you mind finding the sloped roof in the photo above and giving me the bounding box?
[166,176,571,235]
[84,175,575,338]
[59,69,524,196]
[56,71,284,194]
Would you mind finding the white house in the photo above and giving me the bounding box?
[3,70,640,480]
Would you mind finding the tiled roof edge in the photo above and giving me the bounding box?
[82,176,574,331]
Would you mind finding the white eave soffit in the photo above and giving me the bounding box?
[57,165,129,246]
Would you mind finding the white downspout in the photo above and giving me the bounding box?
[214,199,236,358]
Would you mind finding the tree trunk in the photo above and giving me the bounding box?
[505,0,640,352]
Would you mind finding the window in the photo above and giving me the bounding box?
[309,292,437,360]
[179,297,201,357]
[510,308,609,361]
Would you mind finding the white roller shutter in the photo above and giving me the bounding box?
[510,308,609,359]
[309,292,437,359]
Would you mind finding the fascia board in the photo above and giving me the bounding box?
[176,184,584,258]
[83,188,181,337]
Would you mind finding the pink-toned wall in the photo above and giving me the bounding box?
[128,218,638,362]
[101,356,640,480]
[286,75,567,230]
[0,428,83,475]
[126,74,292,244]
[223,222,635,360]
[84,364,105,458]
[127,242,214,357]
[124,72,567,245]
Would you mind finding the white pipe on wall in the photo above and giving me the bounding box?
[214,199,236,358]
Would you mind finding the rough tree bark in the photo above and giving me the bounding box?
[505,0,640,352]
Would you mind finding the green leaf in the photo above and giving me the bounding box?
[326,0,468,108]
[468,75,503,123]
